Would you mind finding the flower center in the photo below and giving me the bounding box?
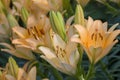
[91,29,103,47]
[27,26,44,40]
[55,46,69,63]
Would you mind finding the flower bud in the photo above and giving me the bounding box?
[8,57,19,78]
[75,4,85,26]
[21,7,29,24]
[49,11,66,41]
[7,14,19,27]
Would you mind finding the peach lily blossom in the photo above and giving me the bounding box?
[0,43,35,60]
[5,67,36,80]
[71,17,120,64]
[39,33,79,75]
[12,15,51,50]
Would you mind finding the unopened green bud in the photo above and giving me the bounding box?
[21,7,29,24]
[0,0,7,15]
[7,14,19,27]
[76,0,90,7]
[75,5,85,26]
[49,11,67,41]
[8,57,19,78]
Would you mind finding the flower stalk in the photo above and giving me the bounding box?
[85,62,95,80]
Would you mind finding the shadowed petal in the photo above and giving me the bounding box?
[106,30,120,46]
[27,67,36,80]
[95,40,118,63]
[39,46,56,59]
[103,22,108,32]
[53,34,66,49]
[74,25,88,42]
[87,17,94,31]
[108,23,119,32]
[12,27,28,38]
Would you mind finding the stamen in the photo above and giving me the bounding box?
[27,29,31,35]
[99,33,103,40]
[32,33,38,40]
[91,33,94,40]
[34,26,39,35]
[40,29,45,35]
[95,34,97,41]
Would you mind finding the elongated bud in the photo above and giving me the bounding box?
[49,11,67,41]
[8,57,19,78]
[75,4,85,26]
[21,7,29,24]
[76,0,90,7]
[0,0,7,15]
[7,14,19,27]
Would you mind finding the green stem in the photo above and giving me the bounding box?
[77,45,83,74]
[100,61,114,80]
[76,75,85,80]
[85,62,95,80]
[75,45,84,80]
[51,68,63,80]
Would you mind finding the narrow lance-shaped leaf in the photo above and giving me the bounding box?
[62,0,73,16]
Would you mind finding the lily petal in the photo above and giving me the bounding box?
[87,17,94,30]
[53,33,66,50]
[95,40,118,63]
[74,25,88,43]
[27,67,36,80]
[12,27,28,38]
[69,49,79,67]
[39,46,56,59]
[5,75,16,80]
[103,22,108,32]
[71,34,81,43]
[60,63,75,75]
[106,30,120,46]
[108,23,119,32]
[18,68,26,80]
[65,40,77,58]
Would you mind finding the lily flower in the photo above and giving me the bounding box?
[12,15,51,50]
[71,17,120,64]
[0,68,7,80]
[5,67,36,80]
[32,0,63,14]
[0,43,35,60]
[39,33,79,75]
[5,57,36,80]
[13,0,62,16]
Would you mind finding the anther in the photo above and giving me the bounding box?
[99,33,103,40]
[91,33,94,40]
